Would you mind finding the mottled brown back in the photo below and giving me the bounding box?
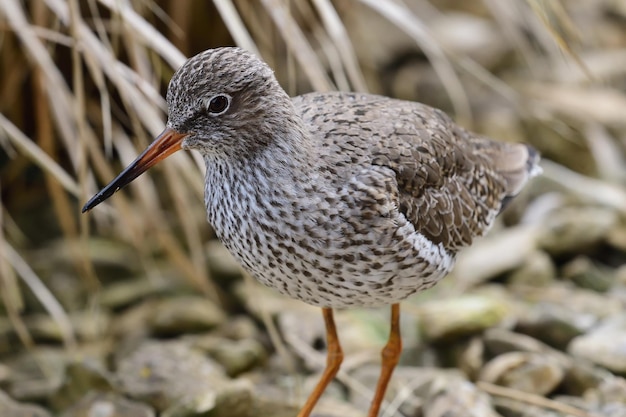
[294,92,539,253]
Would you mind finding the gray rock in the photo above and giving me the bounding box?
[206,240,243,281]
[586,377,626,405]
[50,359,117,412]
[302,399,363,417]
[214,315,262,341]
[61,391,155,417]
[245,371,326,417]
[506,250,556,287]
[189,335,267,377]
[110,299,159,343]
[248,395,300,417]
[149,296,226,336]
[456,336,484,380]
[479,352,564,395]
[6,348,67,402]
[617,265,626,285]
[569,314,626,373]
[607,222,626,253]
[100,276,180,309]
[483,328,570,367]
[598,403,626,417]
[116,340,227,411]
[425,379,500,417]
[0,363,10,384]
[351,365,467,416]
[492,397,565,417]
[582,378,626,417]
[418,294,511,343]
[484,328,548,356]
[451,225,540,289]
[25,311,110,343]
[161,379,253,417]
[538,206,618,256]
[562,256,615,293]
[561,359,613,396]
[511,283,622,320]
[0,389,51,417]
[0,318,14,356]
[515,302,596,349]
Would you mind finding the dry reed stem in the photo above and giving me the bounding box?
[0,197,32,350]
[527,0,594,81]
[260,0,334,92]
[358,0,472,125]
[2,241,76,349]
[213,0,260,55]
[0,114,80,196]
[1,0,79,166]
[311,0,368,91]
[97,0,186,68]
[541,160,626,213]
[478,381,600,417]
[67,0,101,292]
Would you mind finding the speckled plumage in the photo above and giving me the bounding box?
[163,48,540,308]
[83,47,541,417]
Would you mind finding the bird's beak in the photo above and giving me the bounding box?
[82,127,187,213]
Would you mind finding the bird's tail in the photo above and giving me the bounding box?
[490,143,541,210]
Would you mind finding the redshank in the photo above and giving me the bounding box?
[83,47,540,416]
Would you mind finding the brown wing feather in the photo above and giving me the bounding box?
[369,114,502,250]
[293,92,539,253]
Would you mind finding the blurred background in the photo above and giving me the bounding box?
[1,1,626,416]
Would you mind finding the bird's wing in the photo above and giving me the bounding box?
[293,92,538,253]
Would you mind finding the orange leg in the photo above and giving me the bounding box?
[367,303,402,417]
[297,307,344,417]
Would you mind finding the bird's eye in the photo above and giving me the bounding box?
[206,94,230,115]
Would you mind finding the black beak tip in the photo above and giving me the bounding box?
[82,195,104,213]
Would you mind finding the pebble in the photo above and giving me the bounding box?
[0,389,51,417]
[6,348,67,402]
[100,276,180,309]
[60,391,155,417]
[425,379,500,417]
[116,340,227,411]
[50,359,117,411]
[562,256,615,293]
[417,294,511,343]
[25,311,111,343]
[190,335,267,377]
[569,313,626,373]
[515,302,596,349]
[149,296,226,336]
[479,352,564,395]
[351,365,467,416]
[506,250,556,287]
[537,206,618,255]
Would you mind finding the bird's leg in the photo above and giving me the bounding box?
[297,307,344,417]
[367,303,402,417]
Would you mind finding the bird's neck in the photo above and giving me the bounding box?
[202,129,313,228]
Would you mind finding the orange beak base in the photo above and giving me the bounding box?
[82,127,186,213]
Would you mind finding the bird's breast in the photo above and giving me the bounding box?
[203,167,454,308]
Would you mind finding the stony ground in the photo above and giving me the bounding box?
[2,1,626,417]
[4,199,626,417]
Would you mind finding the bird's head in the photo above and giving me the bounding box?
[82,47,294,212]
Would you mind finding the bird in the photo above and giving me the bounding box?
[83,47,540,417]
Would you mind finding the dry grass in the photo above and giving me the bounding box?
[0,0,624,355]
